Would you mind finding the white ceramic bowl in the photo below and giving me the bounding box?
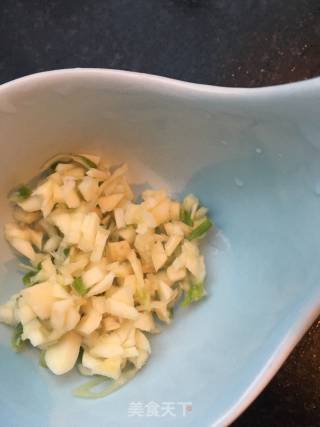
[0,69,319,426]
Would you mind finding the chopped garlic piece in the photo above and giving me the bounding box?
[1,153,212,393]
[45,331,81,375]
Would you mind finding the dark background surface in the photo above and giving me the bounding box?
[0,0,319,425]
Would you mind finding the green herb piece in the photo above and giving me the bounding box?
[17,185,31,200]
[63,248,70,257]
[168,307,174,319]
[180,208,193,226]
[181,282,206,307]
[9,185,32,203]
[23,263,41,287]
[77,347,84,364]
[72,277,88,296]
[23,271,37,287]
[73,367,137,399]
[11,322,25,352]
[187,218,213,241]
[39,350,47,368]
[78,156,97,168]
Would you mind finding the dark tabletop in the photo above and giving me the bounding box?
[0,1,319,425]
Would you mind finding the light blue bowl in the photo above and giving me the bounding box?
[0,70,319,427]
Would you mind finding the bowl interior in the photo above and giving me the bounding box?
[0,71,320,427]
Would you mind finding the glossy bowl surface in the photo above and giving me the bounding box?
[0,69,320,427]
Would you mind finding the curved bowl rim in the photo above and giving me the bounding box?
[0,67,319,99]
